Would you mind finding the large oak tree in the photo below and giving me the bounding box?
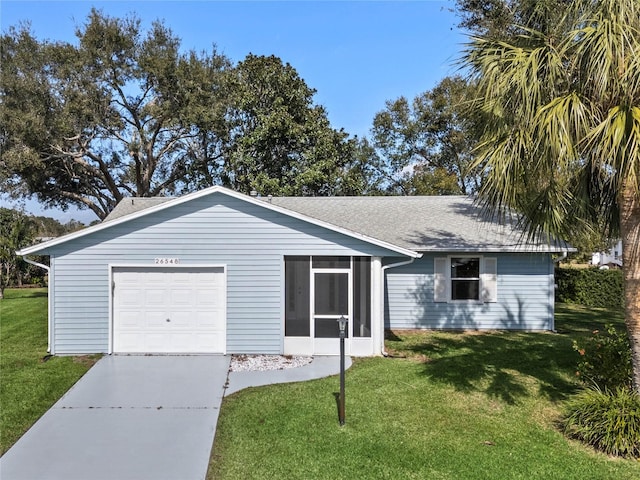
[1,9,230,219]
[1,10,363,220]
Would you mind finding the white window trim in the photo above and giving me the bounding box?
[434,256,498,304]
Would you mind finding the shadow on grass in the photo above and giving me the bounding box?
[332,392,342,425]
[3,289,48,300]
[554,304,624,335]
[429,333,577,404]
[385,305,626,405]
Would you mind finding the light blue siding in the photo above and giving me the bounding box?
[47,193,399,354]
[385,253,554,330]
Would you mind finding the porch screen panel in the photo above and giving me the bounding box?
[314,272,349,338]
[353,257,371,337]
[312,256,350,269]
[314,272,348,315]
[285,256,310,336]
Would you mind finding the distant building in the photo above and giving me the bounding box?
[591,240,623,268]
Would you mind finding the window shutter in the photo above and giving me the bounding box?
[482,257,497,303]
[434,257,448,302]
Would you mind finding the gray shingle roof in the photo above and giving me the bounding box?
[103,193,569,253]
[268,196,566,252]
[104,197,172,222]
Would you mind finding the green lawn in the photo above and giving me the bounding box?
[210,305,639,480]
[2,290,637,477]
[0,288,99,455]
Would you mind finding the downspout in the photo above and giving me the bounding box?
[21,257,52,353]
[551,250,570,332]
[379,257,418,356]
[554,251,568,264]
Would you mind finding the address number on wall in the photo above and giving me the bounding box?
[154,258,180,265]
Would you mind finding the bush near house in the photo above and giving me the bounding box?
[564,324,638,459]
[563,387,640,459]
[573,324,632,391]
[555,268,623,309]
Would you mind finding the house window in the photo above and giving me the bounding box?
[434,256,497,303]
[450,257,480,300]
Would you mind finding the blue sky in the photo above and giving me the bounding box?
[1,0,467,222]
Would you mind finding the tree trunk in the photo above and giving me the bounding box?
[621,182,640,392]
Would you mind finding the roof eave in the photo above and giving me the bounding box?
[415,245,576,254]
[16,186,421,259]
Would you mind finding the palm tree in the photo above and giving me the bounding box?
[463,0,640,389]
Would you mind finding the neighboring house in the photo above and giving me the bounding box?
[17,186,572,357]
[591,240,623,268]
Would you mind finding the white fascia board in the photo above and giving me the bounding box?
[17,186,421,259]
[417,245,576,254]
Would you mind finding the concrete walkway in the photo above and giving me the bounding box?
[0,355,349,480]
[0,355,230,480]
[225,355,352,395]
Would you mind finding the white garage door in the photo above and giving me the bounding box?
[112,266,226,354]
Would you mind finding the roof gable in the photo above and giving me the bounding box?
[17,187,421,257]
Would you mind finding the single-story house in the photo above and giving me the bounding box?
[17,186,571,357]
[591,239,623,268]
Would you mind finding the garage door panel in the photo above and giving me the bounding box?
[117,311,143,329]
[195,311,223,329]
[145,288,169,305]
[168,310,192,327]
[145,333,173,351]
[196,290,214,304]
[170,288,194,305]
[195,333,225,352]
[116,333,143,351]
[113,267,226,353]
[146,272,168,283]
[145,311,169,328]
[119,288,146,306]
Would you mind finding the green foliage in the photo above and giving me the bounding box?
[455,0,572,38]
[461,0,640,392]
[464,0,640,245]
[0,208,34,296]
[0,208,85,294]
[555,268,623,309]
[212,305,639,479]
[1,9,230,219]
[2,10,365,219]
[563,386,640,459]
[371,75,481,195]
[0,288,99,454]
[197,54,359,197]
[573,324,632,391]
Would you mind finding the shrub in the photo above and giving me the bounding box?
[555,267,623,309]
[573,324,632,391]
[563,386,640,459]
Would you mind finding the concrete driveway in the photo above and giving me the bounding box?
[0,355,230,480]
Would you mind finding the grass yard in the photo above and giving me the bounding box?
[0,288,99,455]
[210,305,640,480]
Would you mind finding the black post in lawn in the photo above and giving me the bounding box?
[338,315,347,426]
